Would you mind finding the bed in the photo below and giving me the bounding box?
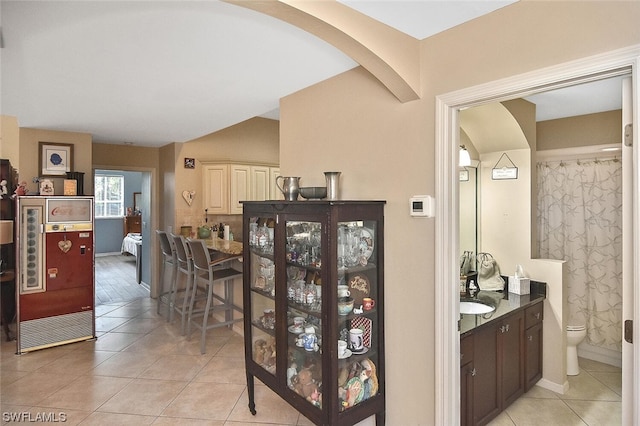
[121,233,143,283]
[121,232,142,256]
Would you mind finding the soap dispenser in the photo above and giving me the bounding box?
[469,279,478,298]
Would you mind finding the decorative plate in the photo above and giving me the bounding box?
[358,227,374,263]
[348,274,371,305]
[345,377,365,405]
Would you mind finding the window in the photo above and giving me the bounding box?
[94,174,124,218]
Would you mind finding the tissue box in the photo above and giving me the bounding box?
[508,276,530,295]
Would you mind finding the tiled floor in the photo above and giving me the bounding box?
[0,297,314,425]
[95,254,149,305]
[489,358,622,426]
[1,255,623,425]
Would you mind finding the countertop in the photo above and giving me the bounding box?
[204,237,243,255]
[460,281,546,336]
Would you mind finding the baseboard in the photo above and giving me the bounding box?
[536,378,569,394]
[577,342,622,368]
[95,252,123,257]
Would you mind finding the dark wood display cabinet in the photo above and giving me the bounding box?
[242,201,385,426]
[0,159,17,341]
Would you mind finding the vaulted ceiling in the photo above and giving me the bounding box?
[1,1,621,148]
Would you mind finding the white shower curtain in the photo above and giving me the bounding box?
[537,158,622,352]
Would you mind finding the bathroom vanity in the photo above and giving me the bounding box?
[459,282,546,426]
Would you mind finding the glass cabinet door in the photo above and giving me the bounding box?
[336,220,380,412]
[247,215,277,375]
[285,220,323,409]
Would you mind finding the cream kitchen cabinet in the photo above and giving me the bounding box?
[270,167,281,200]
[203,164,230,214]
[203,163,279,214]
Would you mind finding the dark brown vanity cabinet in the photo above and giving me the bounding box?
[471,321,500,425]
[500,311,525,408]
[463,303,541,426]
[524,301,544,391]
[460,334,474,426]
[242,201,385,426]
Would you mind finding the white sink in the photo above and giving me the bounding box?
[460,301,495,315]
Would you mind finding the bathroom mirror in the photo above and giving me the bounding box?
[459,164,477,271]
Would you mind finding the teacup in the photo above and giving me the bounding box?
[363,297,375,311]
[349,328,364,352]
[338,340,348,357]
[292,316,305,331]
[337,285,350,298]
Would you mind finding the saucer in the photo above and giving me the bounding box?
[350,346,369,354]
[338,349,352,359]
[288,325,304,334]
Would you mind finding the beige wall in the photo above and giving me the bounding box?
[537,110,622,151]
[280,1,640,424]
[174,117,279,234]
[0,116,20,165]
[18,127,93,195]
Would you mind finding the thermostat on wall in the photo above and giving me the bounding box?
[410,195,435,218]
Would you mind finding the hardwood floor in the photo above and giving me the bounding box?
[95,254,149,306]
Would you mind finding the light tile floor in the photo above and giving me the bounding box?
[489,358,622,426]
[1,297,314,425]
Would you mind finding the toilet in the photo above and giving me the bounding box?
[566,323,587,375]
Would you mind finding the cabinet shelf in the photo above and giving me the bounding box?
[249,247,275,261]
[243,201,386,425]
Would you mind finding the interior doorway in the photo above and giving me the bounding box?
[434,47,639,425]
[93,167,153,306]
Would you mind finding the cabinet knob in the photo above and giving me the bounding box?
[534,312,541,320]
[500,324,510,333]
[528,335,533,341]
[471,368,477,377]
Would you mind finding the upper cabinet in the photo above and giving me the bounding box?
[203,164,230,214]
[203,163,279,215]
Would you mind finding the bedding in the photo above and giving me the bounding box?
[121,233,142,256]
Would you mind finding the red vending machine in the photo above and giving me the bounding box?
[16,196,95,353]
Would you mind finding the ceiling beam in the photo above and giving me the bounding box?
[224,0,420,103]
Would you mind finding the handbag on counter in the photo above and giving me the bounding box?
[476,252,505,291]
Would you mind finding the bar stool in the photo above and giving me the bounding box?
[156,230,177,320]
[171,233,196,335]
[186,239,243,354]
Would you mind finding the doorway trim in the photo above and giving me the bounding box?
[434,44,640,425]
[93,164,158,297]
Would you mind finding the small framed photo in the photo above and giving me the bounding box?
[39,142,74,176]
[184,158,195,169]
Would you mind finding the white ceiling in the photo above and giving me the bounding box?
[0,1,621,148]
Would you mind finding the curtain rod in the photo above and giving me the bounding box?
[536,143,621,162]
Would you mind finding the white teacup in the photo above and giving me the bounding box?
[338,340,348,357]
[292,316,305,331]
[337,285,350,298]
[349,328,364,352]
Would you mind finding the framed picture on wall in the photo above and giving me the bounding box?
[39,142,74,176]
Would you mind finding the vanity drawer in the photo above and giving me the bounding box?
[460,333,473,364]
[525,301,544,329]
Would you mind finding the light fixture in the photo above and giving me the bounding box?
[459,145,471,167]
